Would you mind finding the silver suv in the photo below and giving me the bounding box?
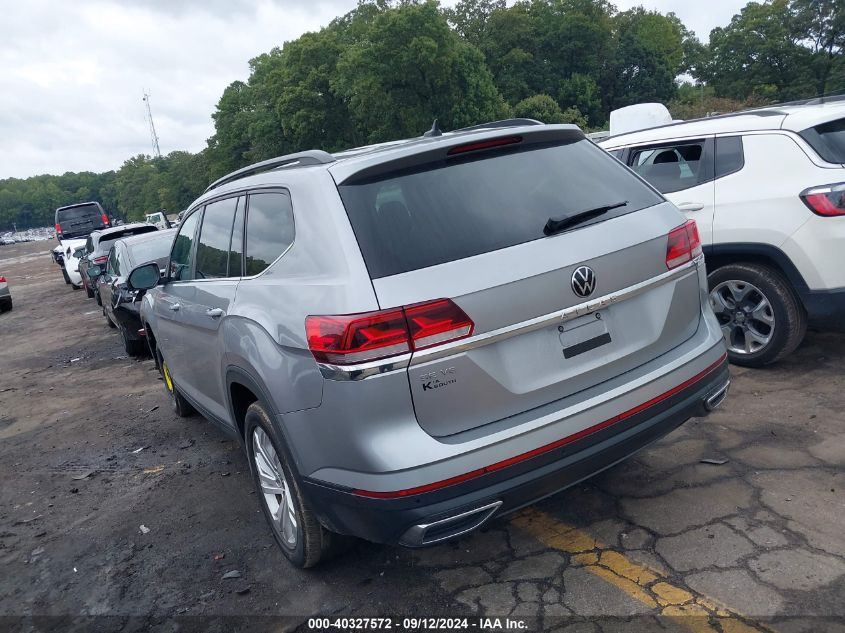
[131,121,730,568]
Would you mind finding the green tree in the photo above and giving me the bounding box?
[333,1,507,142]
[512,94,586,127]
[610,8,685,109]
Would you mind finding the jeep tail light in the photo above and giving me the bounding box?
[666,220,702,269]
[101,213,110,226]
[800,183,845,217]
[306,299,474,365]
[55,223,62,236]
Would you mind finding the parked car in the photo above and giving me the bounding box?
[80,223,159,301]
[62,240,88,289]
[600,99,845,366]
[133,121,730,568]
[0,276,11,312]
[55,201,110,244]
[95,229,175,356]
[144,211,171,230]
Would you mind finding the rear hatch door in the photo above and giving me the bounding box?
[335,130,703,437]
[57,204,106,239]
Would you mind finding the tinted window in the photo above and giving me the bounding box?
[800,117,845,163]
[229,201,244,278]
[169,209,202,281]
[609,149,624,160]
[338,140,662,278]
[56,204,101,223]
[196,197,239,279]
[715,136,744,179]
[245,192,294,276]
[629,141,708,194]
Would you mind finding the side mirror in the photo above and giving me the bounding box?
[127,262,160,291]
[88,264,103,277]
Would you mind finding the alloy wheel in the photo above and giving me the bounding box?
[709,280,774,355]
[252,427,298,548]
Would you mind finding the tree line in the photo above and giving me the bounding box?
[1,0,842,230]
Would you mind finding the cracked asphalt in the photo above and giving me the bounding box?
[1,240,844,633]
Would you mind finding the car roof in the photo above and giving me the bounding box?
[56,201,102,213]
[119,228,175,248]
[199,120,582,201]
[601,100,845,148]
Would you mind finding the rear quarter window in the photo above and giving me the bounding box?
[338,140,663,279]
[800,118,845,163]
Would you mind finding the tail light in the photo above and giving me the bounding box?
[800,183,845,217]
[55,223,62,237]
[101,213,110,226]
[93,256,108,264]
[666,220,702,269]
[0,276,6,283]
[306,299,474,365]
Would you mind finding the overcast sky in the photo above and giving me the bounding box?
[1,0,745,180]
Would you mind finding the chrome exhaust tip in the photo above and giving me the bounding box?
[399,501,503,547]
[704,380,731,412]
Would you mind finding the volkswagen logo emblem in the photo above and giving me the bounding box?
[571,266,596,298]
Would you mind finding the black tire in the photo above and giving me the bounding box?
[121,328,146,357]
[245,401,341,568]
[0,299,11,312]
[95,290,102,306]
[157,350,196,417]
[85,284,95,299]
[708,263,806,367]
[61,267,71,285]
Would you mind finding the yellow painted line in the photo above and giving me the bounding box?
[511,508,773,632]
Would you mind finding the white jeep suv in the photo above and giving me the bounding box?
[600,99,845,367]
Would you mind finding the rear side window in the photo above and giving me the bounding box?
[196,197,240,279]
[245,192,294,276]
[715,136,744,179]
[170,209,202,281]
[338,140,662,278]
[800,118,845,163]
[629,140,710,194]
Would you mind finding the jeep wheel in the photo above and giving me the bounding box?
[245,401,342,568]
[708,263,806,367]
[158,351,195,417]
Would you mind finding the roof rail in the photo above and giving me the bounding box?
[204,150,336,193]
[453,118,543,133]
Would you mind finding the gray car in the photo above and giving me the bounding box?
[132,121,730,568]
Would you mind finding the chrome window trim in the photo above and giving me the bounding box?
[317,255,702,381]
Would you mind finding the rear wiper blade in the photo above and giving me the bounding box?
[543,201,628,236]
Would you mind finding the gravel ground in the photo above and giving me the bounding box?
[1,240,843,633]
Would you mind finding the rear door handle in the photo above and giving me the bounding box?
[169,303,181,312]
[677,202,705,212]
[206,307,224,318]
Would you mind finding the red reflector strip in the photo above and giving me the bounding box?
[447,136,522,156]
[352,352,728,499]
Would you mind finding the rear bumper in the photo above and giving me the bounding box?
[302,356,729,546]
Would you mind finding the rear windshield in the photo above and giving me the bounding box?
[96,227,157,254]
[128,236,173,268]
[338,140,663,278]
[56,204,101,223]
[800,117,845,163]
